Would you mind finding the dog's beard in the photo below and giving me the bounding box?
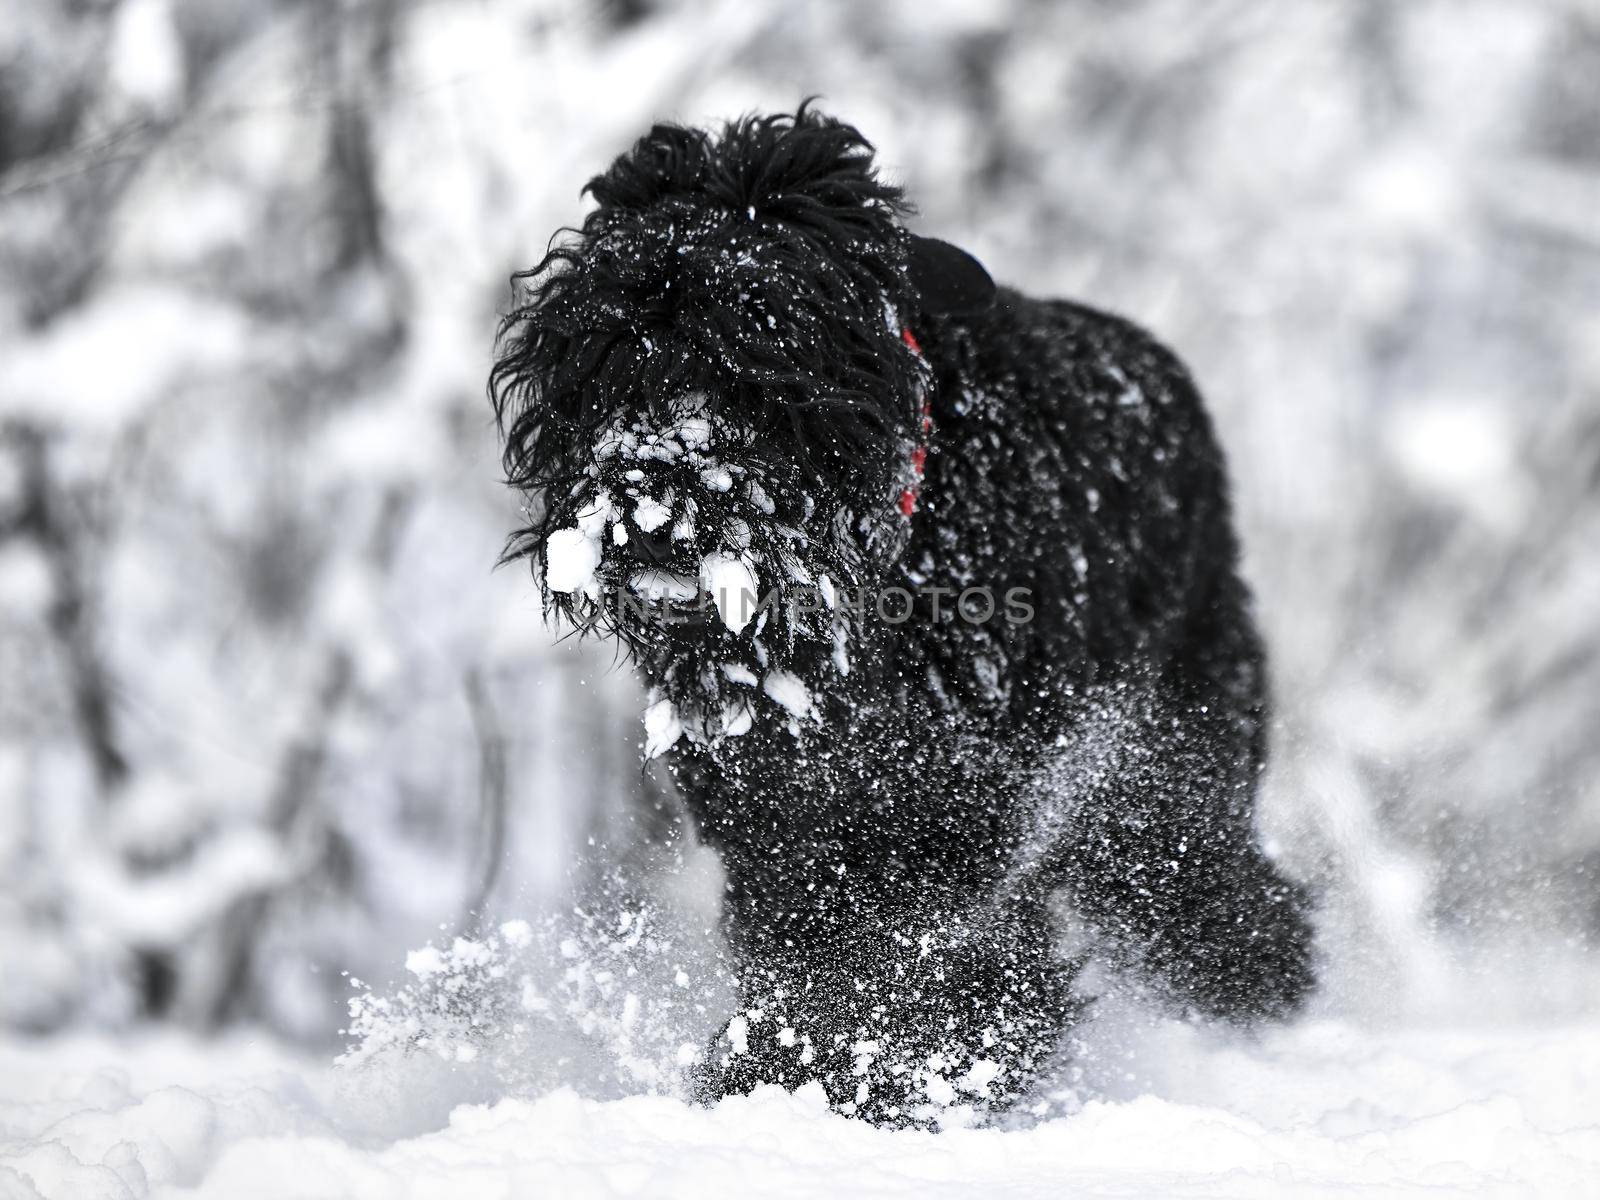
[533,394,910,756]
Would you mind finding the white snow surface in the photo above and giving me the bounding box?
[631,495,673,533]
[643,697,684,759]
[699,551,760,634]
[542,528,602,595]
[626,569,699,603]
[761,669,813,719]
[2,1018,1598,1198]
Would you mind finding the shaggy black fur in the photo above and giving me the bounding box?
[491,103,1315,1126]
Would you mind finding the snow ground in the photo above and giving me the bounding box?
[3,1015,1597,1198]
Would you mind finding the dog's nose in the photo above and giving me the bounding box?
[630,527,675,565]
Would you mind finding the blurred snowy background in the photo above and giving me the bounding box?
[3,0,1599,1057]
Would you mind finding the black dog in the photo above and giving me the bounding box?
[491,104,1314,1125]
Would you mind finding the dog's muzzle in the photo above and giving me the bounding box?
[628,526,676,566]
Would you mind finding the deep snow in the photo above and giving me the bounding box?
[3,1011,1598,1198]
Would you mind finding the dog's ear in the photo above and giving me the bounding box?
[906,235,995,317]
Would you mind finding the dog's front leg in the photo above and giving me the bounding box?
[692,889,1077,1126]
[1060,698,1316,1022]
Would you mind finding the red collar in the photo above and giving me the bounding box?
[898,326,932,517]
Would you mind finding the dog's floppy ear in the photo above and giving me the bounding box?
[907,235,995,317]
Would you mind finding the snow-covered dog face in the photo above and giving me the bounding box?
[538,391,881,752]
[490,107,953,739]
